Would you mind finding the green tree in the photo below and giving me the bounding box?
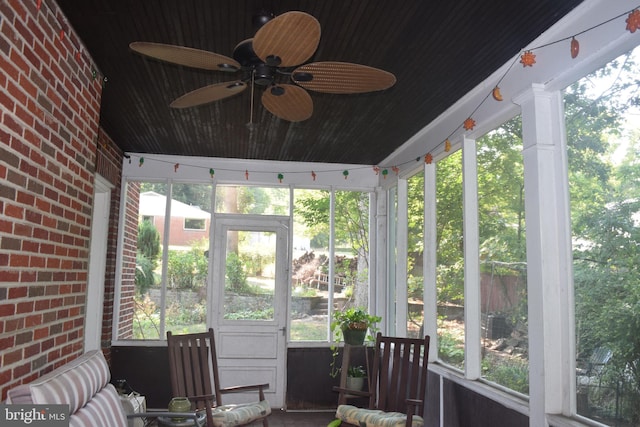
[297,191,369,261]
[567,49,640,422]
[138,219,160,261]
[434,151,465,303]
[296,190,369,305]
[135,220,160,294]
[477,118,527,265]
[573,198,640,422]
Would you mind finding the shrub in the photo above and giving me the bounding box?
[225,251,249,293]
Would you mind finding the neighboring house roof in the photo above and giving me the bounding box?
[139,192,210,219]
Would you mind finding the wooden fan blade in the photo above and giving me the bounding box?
[253,11,320,68]
[262,84,313,122]
[170,81,247,108]
[130,42,240,72]
[291,62,396,94]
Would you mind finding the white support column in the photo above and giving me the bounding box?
[373,189,387,330]
[423,163,438,362]
[395,179,409,337]
[386,187,398,334]
[515,84,574,426]
[462,137,481,380]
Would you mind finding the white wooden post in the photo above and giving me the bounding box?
[515,84,575,426]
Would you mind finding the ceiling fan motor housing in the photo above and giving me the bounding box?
[254,63,276,86]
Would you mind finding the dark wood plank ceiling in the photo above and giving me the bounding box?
[56,0,584,165]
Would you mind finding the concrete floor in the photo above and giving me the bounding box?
[245,410,337,426]
[151,410,338,427]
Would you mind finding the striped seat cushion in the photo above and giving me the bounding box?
[210,399,271,427]
[70,384,128,427]
[336,404,424,427]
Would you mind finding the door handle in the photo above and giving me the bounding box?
[279,327,286,336]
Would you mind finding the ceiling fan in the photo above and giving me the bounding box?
[129,11,396,122]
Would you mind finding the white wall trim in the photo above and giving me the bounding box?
[85,174,114,351]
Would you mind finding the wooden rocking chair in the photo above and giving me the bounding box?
[334,333,430,427]
[167,328,271,427]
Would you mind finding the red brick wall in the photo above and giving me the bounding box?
[95,129,124,359]
[116,181,139,340]
[0,0,104,399]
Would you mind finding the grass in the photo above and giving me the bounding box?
[290,318,328,341]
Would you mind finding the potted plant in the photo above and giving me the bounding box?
[331,307,381,345]
[329,307,381,377]
[345,365,367,391]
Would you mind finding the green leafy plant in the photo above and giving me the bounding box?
[438,330,464,367]
[329,307,381,377]
[330,307,381,342]
[347,365,366,378]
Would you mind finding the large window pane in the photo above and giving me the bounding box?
[334,190,370,315]
[568,46,640,425]
[290,189,371,342]
[223,230,275,321]
[477,116,529,394]
[165,183,210,335]
[118,182,211,340]
[291,189,330,341]
[129,182,166,340]
[436,150,465,368]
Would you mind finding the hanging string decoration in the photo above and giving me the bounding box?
[139,157,144,167]
[209,168,215,179]
[424,153,433,164]
[33,0,107,84]
[277,173,284,183]
[492,86,503,101]
[463,118,476,131]
[382,169,389,179]
[343,170,349,180]
[174,163,180,172]
[570,37,580,58]
[373,166,380,175]
[627,9,640,32]
[520,51,536,67]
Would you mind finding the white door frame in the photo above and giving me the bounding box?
[85,174,114,351]
[210,214,289,408]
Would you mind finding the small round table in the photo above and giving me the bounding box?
[157,412,206,427]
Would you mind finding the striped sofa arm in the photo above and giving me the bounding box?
[6,350,128,427]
